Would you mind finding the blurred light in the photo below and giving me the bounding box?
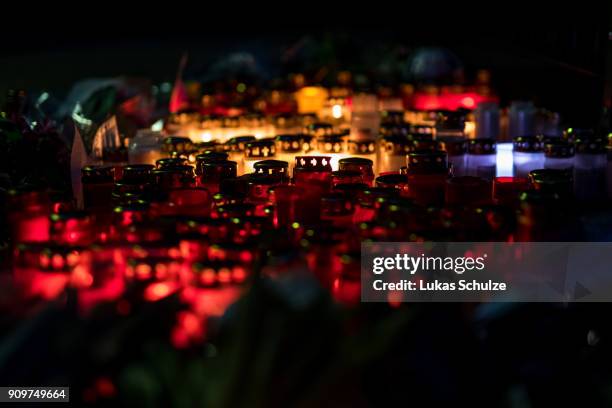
[496,142,513,177]
[151,119,164,131]
[332,104,343,119]
[160,82,172,93]
[144,282,176,302]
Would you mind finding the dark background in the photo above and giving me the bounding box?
[1,8,610,127]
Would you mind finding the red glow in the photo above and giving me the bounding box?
[239,251,253,263]
[144,282,178,302]
[218,268,231,284]
[232,266,247,283]
[412,92,497,111]
[51,254,65,270]
[95,377,116,398]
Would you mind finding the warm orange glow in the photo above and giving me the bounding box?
[71,265,94,288]
[218,267,231,284]
[143,282,178,302]
[232,266,247,283]
[135,263,152,280]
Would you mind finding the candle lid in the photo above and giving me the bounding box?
[200,161,237,181]
[575,136,606,154]
[162,136,193,153]
[528,168,573,196]
[121,164,155,183]
[253,159,289,174]
[196,151,229,163]
[81,165,115,182]
[381,134,413,155]
[381,110,406,125]
[544,140,575,158]
[406,150,448,174]
[156,157,187,169]
[294,156,332,172]
[347,139,376,154]
[245,139,276,158]
[275,134,305,152]
[226,136,256,152]
[437,136,468,155]
[513,135,544,153]
[410,124,436,136]
[375,173,409,188]
[468,138,497,155]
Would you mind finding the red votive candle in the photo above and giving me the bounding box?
[338,157,374,186]
[445,176,492,206]
[492,176,529,206]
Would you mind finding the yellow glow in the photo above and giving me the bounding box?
[295,87,329,114]
[464,120,476,139]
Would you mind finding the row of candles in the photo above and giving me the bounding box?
[8,115,611,345]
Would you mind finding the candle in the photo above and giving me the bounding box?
[513,136,544,178]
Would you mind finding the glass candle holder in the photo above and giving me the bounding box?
[50,211,94,246]
[13,243,73,299]
[544,140,575,171]
[574,136,606,201]
[380,123,410,139]
[353,187,400,224]
[225,135,256,174]
[195,151,229,175]
[293,156,333,192]
[275,134,313,174]
[269,185,306,228]
[492,177,529,207]
[315,132,349,170]
[181,260,251,319]
[197,161,237,194]
[508,101,536,140]
[305,122,335,138]
[156,157,188,169]
[375,173,409,196]
[152,165,195,190]
[332,182,369,203]
[434,110,466,138]
[474,102,500,139]
[404,149,449,206]
[409,133,437,152]
[381,110,406,126]
[82,165,115,212]
[467,138,497,180]
[162,136,196,162]
[528,168,574,198]
[516,190,578,241]
[378,134,412,174]
[253,159,289,182]
[410,124,436,138]
[242,174,282,218]
[338,157,375,186]
[320,193,354,228]
[152,188,211,217]
[513,136,544,178]
[346,139,377,175]
[445,176,492,206]
[243,139,276,174]
[331,170,363,187]
[437,136,468,177]
[120,164,155,184]
[111,179,152,206]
